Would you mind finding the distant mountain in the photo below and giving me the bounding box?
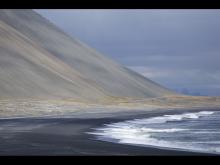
[0,9,175,102]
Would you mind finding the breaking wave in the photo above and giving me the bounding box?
[88,110,220,154]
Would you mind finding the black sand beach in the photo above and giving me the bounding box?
[0,109,218,156]
[0,9,220,157]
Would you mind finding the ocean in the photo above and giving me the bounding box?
[89,110,220,154]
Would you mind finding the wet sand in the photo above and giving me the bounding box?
[0,108,218,155]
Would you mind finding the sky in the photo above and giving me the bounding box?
[36,9,220,96]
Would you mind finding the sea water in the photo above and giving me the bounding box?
[89,110,220,154]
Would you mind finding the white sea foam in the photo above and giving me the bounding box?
[164,111,215,121]
[88,110,220,154]
[118,111,215,125]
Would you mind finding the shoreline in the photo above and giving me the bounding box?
[0,108,219,155]
[0,106,219,120]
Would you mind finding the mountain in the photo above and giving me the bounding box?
[0,9,175,102]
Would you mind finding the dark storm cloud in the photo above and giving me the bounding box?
[36,9,220,95]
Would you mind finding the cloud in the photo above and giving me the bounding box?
[36,9,220,95]
[129,66,220,95]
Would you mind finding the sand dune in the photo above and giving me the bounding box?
[0,9,175,102]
